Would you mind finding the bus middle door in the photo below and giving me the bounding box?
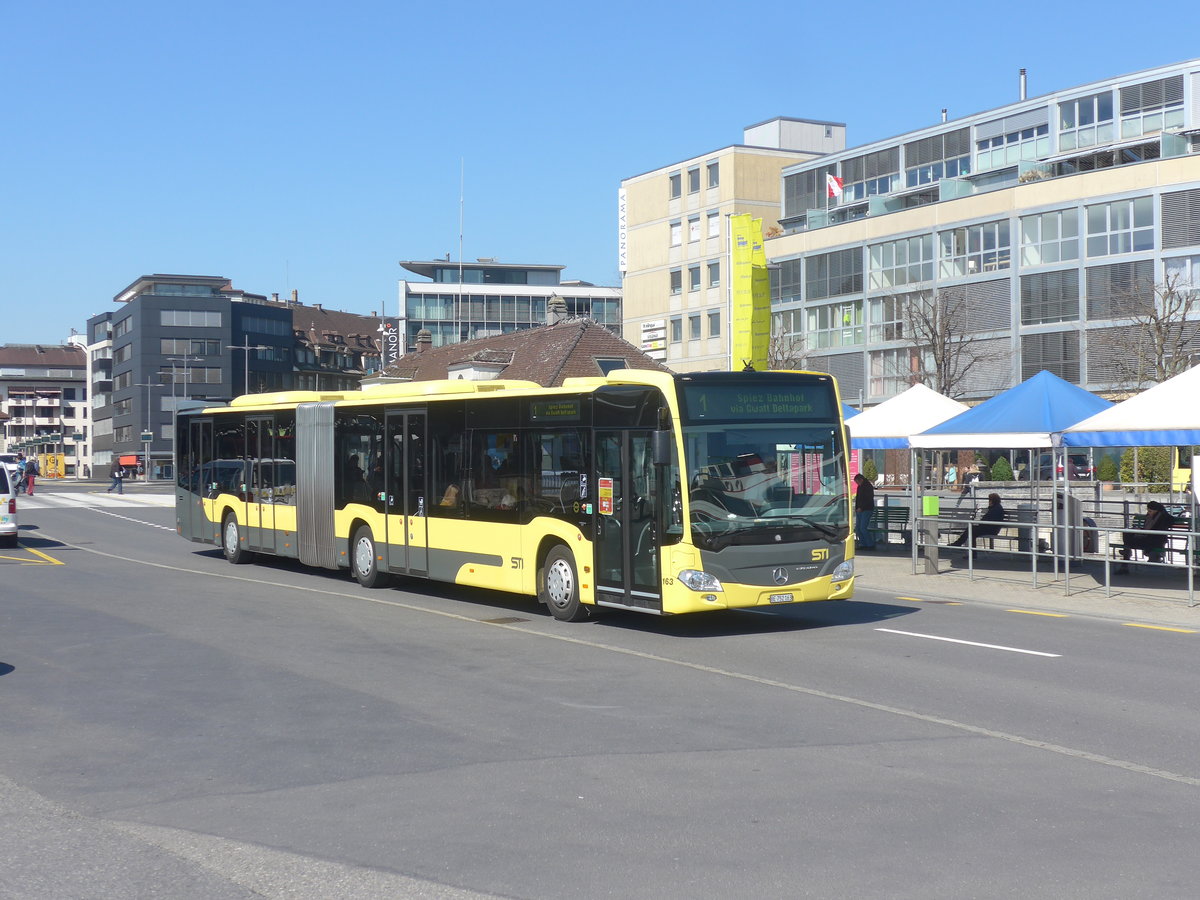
[248,416,275,552]
[594,430,662,612]
[385,411,428,576]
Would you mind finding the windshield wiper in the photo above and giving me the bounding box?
[751,513,842,540]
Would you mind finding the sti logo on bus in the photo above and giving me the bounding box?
[812,548,829,561]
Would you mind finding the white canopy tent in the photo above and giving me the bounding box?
[846,384,969,449]
[1061,364,1200,447]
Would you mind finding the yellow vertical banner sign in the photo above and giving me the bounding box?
[730,214,770,371]
[749,217,771,371]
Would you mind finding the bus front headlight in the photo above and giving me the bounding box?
[678,569,724,592]
[831,560,854,582]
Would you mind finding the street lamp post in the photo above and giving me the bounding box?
[134,382,165,483]
[227,341,271,398]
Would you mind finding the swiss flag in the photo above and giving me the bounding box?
[826,173,844,199]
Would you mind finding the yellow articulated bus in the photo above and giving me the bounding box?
[176,369,854,621]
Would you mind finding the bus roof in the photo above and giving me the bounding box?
[195,369,683,415]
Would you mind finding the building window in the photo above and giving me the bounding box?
[669,269,682,295]
[1020,210,1080,266]
[774,258,801,304]
[1021,269,1080,324]
[689,314,701,340]
[669,172,681,199]
[869,347,924,397]
[707,161,719,189]
[975,124,1049,171]
[113,317,132,338]
[114,425,133,444]
[112,344,133,364]
[707,212,720,239]
[161,338,221,356]
[808,300,864,349]
[670,317,682,343]
[1059,91,1114,151]
[670,220,681,247]
[595,358,627,375]
[869,235,933,290]
[707,260,720,287]
[904,128,971,187]
[839,147,900,202]
[160,309,222,327]
[1120,76,1184,139]
[688,216,700,243]
[939,221,1011,278]
[1086,259,1155,320]
[1165,254,1200,289]
[687,166,700,194]
[1022,331,1080,382]
[1085,197,1153,257]
[688,266,701,292]
[868,294,907,342]
[113,371,132,391]
[708,310,721,337]
[1161,189,1200,250]
[806,248,862,300]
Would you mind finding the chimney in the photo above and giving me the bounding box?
[272,292,279,302]
[416,329,432,352]
[291,289,299,304]
[1019,68,1027,100]
[940,108,948,123]
[546,294,568,326]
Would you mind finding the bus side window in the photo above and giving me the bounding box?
[429,425,464,518]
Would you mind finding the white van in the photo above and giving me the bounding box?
[0,464,17,546]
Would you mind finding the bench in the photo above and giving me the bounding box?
[1109,515,1195,566]
[868,506,911,545]
[937,508,1028,552]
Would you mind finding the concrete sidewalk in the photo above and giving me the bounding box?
[853,541,1200,630]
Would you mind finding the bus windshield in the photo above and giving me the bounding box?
[682,422,849,550]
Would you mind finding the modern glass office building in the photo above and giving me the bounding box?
[767,59,1200,403]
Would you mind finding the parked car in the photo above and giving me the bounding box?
[1036,452,1095,480]
[0,452,19,483]
[0,465,17,547]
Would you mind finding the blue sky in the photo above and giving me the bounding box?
[3,0,1193,345]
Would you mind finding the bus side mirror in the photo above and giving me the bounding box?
[652,430,673,467]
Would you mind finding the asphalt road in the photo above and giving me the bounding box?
[3,483,1200,898]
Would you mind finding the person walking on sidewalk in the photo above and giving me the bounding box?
[14,453,26,495]
[107,458,125,494]
[24,455,39,495]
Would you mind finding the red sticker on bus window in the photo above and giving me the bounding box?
[598,477,614,515]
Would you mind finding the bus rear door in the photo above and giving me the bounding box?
[594,430,662,612]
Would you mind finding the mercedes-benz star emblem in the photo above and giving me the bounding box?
[773,567,788,585]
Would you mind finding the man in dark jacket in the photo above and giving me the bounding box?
[853,472,876,550]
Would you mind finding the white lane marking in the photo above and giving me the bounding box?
[87,507,175,531]
[876,628,1061,657]
[33,530,1200,789]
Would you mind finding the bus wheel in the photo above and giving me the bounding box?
[352,525,391,589]
[222,512,252,565]
[540,545,588,622]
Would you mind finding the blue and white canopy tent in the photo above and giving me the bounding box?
[1061,364,1200,448]
[842,403,861,420]
[846,383,968,449]
[910,370,1113,451]
[906,371,1113,576]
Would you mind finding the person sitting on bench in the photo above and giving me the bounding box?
[949,493,1005,547]
[1117,501,1174,573]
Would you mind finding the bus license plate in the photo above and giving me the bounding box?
[768,592,794,604]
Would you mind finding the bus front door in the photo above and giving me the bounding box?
[186,419,213,543]
[385,412,428,576]
[594,430,661,612]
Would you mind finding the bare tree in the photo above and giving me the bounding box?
[1093,271,1200,388]
[766,328,809,370]
[898,288,1003,399]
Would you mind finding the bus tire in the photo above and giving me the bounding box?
[352,525,390,589]
[222,512,252,565]
[540,545,588,622]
